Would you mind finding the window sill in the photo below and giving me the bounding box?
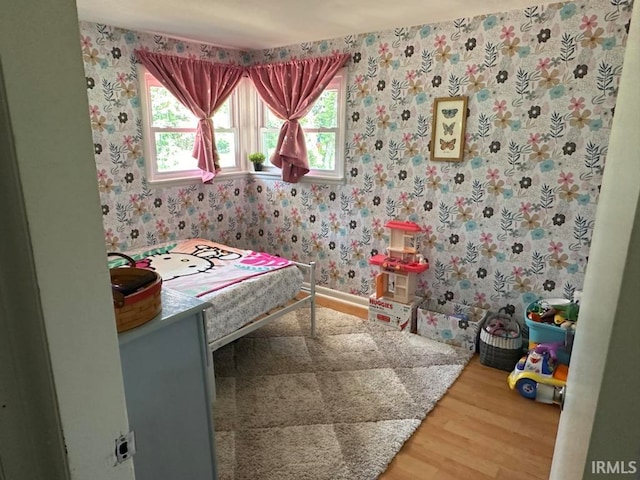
[146,170,249,187]
[249,169,346,185]
[249,170,279,180]
[146,170,346,187]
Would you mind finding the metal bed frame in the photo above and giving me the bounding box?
[207,260,316,352]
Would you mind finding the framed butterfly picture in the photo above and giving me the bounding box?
[430,96,468,162]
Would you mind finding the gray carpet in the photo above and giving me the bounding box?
[212,307,473,480]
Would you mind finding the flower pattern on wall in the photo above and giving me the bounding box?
[82,23,251,252]
[81,0,633,321]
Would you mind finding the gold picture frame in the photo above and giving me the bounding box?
[430,96,468,162]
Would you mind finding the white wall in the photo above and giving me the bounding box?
[0,61,69,479]
[550,3,640,478]
[0,0,135,479]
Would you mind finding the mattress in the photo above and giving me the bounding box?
[198,264,302,342]
[114,238,303,343]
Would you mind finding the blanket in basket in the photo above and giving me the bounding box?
[117,238,293,298]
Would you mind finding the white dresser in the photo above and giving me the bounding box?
[118,288,216,480]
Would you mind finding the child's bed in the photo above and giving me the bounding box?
[112,238,316,352]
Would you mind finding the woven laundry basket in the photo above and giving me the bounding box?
[109,253,162,333]
[479,309,522,371]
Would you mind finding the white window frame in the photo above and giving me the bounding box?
[254,68,347,185]
[138,65,243,186]
[138,65,347,185]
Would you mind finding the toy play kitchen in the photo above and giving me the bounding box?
[369,220,429,304]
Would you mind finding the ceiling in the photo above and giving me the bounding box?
[75,0,556,51]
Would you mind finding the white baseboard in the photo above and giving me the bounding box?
[305,283,369,309]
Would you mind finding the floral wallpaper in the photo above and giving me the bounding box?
[81,23,251,251]
[81,0,633,321]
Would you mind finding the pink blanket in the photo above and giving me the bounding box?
[133,238,292,297]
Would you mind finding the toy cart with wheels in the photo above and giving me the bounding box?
[507,343,568,405]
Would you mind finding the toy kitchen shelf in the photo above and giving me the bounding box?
[369,220,429,304]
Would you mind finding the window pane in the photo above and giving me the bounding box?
[155,132,197,172]
[262,130,336,170]
[300,89,337,128]
[304,132,335,170]
[150,86,196,128]
[213,100,231,129]
[264,108,282,129]
[261,131,279,160]
[215,131,236,168]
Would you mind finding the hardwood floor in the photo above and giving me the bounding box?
[314,295,561,480]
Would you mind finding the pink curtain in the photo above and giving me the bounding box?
[135,50,244,183]
[248,53,350,183]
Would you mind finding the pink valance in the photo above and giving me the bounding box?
[135,50,244,183]
[248,53,350,183]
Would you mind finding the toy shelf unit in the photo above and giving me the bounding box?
[369,220,429,304]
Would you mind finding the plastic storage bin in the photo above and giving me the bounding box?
[525,302,574,365]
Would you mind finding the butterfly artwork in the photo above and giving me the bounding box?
[442,122,455,135]
[431,97,467,162]
[440,138,456,151]
[441,108,458,119]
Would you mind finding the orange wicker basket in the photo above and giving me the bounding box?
[108,253,163,333]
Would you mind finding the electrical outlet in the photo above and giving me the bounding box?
[115,432,136,464]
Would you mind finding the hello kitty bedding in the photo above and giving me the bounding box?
[112,238,304,344]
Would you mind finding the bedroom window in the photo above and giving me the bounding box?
[139,67,241,185]
[139,66,347,185]
[256,69,347,184]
